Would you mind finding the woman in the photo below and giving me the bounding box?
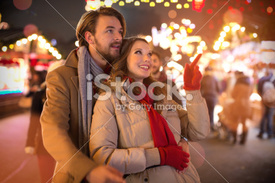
[229,71,253,144]
[90,37,209,182]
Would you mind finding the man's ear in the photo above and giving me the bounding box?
[84,31,94,45]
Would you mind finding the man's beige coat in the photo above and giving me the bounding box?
[41,50,96,183]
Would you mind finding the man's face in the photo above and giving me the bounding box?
[151,53,162,74]
[93,15,123,62]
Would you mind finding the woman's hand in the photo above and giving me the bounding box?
[158,145,189,171]
[183,54,202,91]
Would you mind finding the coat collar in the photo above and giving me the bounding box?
[65,49,78,69]
[118,79,171,115]
[119,78,137,106]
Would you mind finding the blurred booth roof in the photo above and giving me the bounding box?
[0,28,24,44]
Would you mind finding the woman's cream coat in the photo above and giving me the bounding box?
[90,81,210,183]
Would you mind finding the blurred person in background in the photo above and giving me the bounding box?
[200,66,222,131]
[27,71,47,95]
[25,61,64,183]
[257,68,275,139]
[151,51,182,105]
[25,71,47,98]
[224,71,236,98]
[229,71,253,144]
[18,71,47,109]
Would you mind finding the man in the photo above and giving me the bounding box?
[151,51,182,105]
[200,66,221,131]
[257,69,275,139]
[40,7,126,183]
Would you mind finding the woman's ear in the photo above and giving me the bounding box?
[84,31,94,45]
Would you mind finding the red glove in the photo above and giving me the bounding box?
[158,145,190,171]
[183,54,203,90]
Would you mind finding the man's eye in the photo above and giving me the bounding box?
[107,30,113,33]
[148,53,152,57]
[119,30,123,35]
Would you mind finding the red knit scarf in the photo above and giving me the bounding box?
[125,77,177,147]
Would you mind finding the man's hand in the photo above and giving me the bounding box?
[86,165,125,183]
[24,146,35,155]
[177,139,190,174]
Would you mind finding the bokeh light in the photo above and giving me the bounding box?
[51,39,57,46]
[149,2,155,7]
[13,0,32,10]
[23,24,38,37]
[207,9,213,14]
[168,10,177,19]
[104,0,113,7]
[267,6,273,14]
[209,24,214,29]
[9,44,14,49]
[134,1,140,6]
[176,4,182,9]
[2,46,7,52]
[164,2,170,7]
[145,35,152,42]
[161,23,167,29]
[75,41,79,47]
[119,1,125,6]
[184,3,190,9]
[189,24,195,29]
[187,28,193,33]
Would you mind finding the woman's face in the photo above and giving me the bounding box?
[127,40,152,82]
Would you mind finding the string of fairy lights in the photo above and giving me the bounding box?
[151,19,207,61]
[1,34,62,60]
[213,22,258,51]
[85,0,196,11]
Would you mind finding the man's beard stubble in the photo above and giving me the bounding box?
[94,38,120,64]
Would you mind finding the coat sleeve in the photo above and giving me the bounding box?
[90,94,151,174]
[178,90,210,141]
[40,69,96,183]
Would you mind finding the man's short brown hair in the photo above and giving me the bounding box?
[76,7,126,47]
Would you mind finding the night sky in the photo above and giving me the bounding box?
[0,0,274,58]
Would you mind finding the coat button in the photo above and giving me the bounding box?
[144,178,148,182]
[121,96,126,101]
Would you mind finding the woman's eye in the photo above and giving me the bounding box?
[135,50,142,54]
[148,53,152,57]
